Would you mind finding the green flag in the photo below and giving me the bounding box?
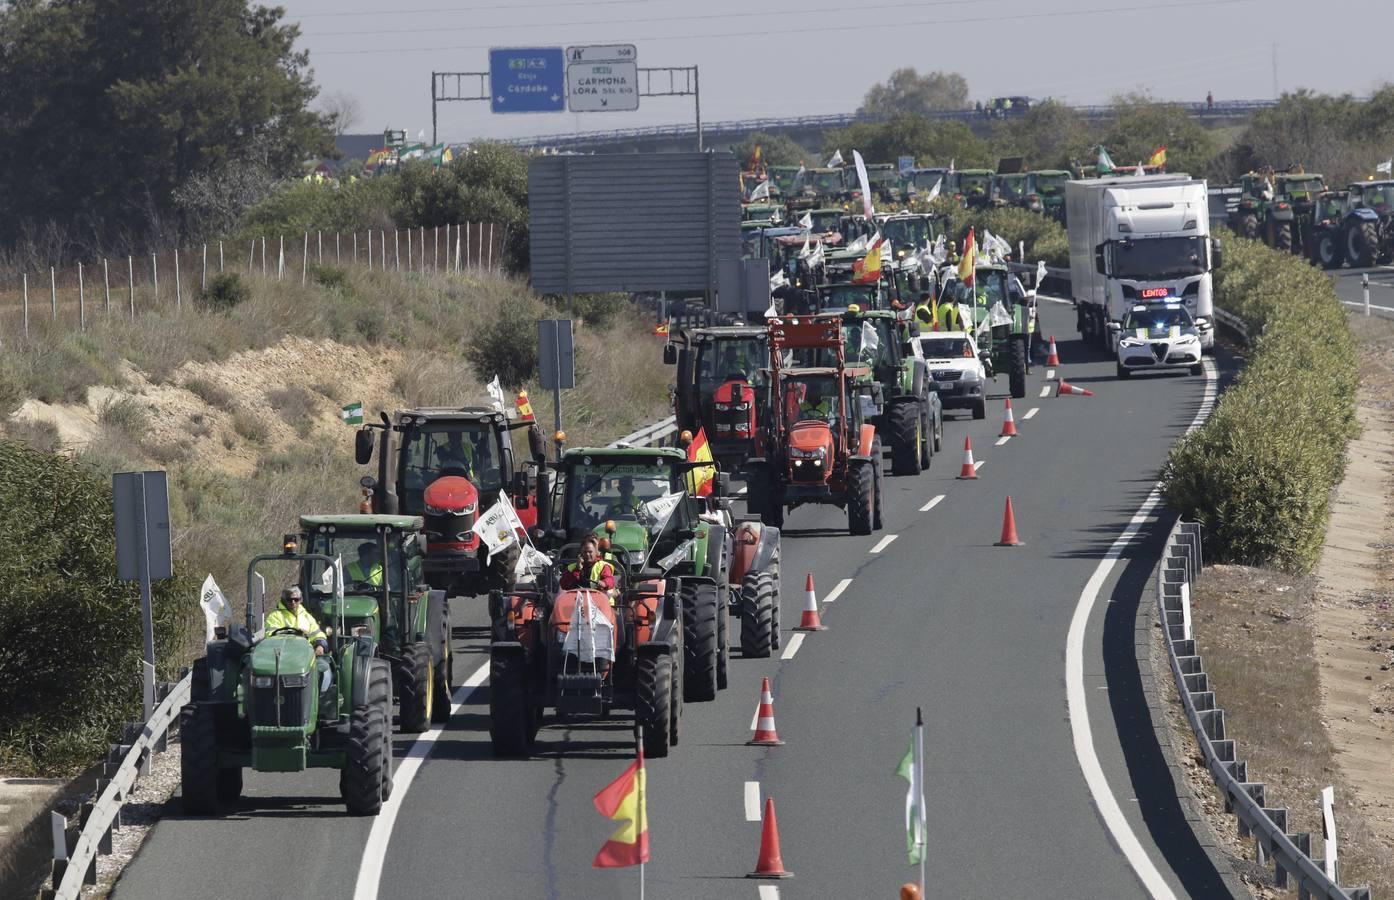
[897,734,926,865]
[341,402,364,426]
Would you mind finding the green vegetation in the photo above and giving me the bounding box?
[0,442,196,775]
[927,198,1070,267]
[858,68,970,116]
[1162,234,1358,572]
[729,131,814,168]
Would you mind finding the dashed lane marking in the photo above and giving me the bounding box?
[869,534,898,554]
[1023,407,1039,420]
[1046,368,1056,379]
[780,633,805,661]
[973,460,984,472]
[919,494,945,513]
[758,886,781,900]
[994,436,1010,446]
[822,578,852,604]
[744,781,762,822]
[1039,385,1052,398]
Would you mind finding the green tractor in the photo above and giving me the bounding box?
[840,307,943,476]
[1229,171,1328,253]
[938,262,1034,399]
[180,537,394,816]
[1024,170,1070,223]
[297,514,452,733]
[945,169,996,210]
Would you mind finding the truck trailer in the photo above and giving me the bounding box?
[1065,175,1219,353]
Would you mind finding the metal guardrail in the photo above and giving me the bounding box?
[1212,307,1251,345]
[1156,522,1370,899]
[609,416,678,448]
[39,673,190,900]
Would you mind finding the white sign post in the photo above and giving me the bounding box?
[567,61,639,112]
[1321,785,1339,881]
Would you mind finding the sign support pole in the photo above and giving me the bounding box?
[133,473,156,722]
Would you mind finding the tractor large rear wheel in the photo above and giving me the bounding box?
[888,401,922,476]
[488,647,533,757]
[1238,213,1258,240]
[636,651,673,759]
[739,570,775,658]
[343,701,387,816]
[1009,338,1028,399]
[872,438,885,531]
[180,704,220,815]
[1275,222,1293,253]
[848,461,874,536]
[716,585,730,691]
[1348,222,1377,269]
[398,642,433,733]
[1317,231,1344,269]
[681,583,720,702]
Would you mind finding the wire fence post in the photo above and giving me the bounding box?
[49,266,56,321]
[365,231,371,271]
[477,222,484,270]
[455,227,461,273]
[407,227,413,272]
[420,225,426,272]
[174,248,182,311]
[381,230,387,270]
[317,230,322,264]
[78,262,85,331]
[219,240,224,273]
[302,232,309,285]
[151,254,159,304]
[248,240,254,274]
[128,256,135,319]
[394,229,400,271]
[436,225,441,272]
[103,258,110,315]
[22,273,29,337]
[201,243,207,292]
[465,222,472,269]
[487,223,494,271]
[277,235,285,281]
[336,232,341,265]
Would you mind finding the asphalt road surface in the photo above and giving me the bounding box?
[116,300,1239,900]
[1332,265,1394,318]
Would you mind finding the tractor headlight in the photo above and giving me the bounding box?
[789,447,826,460]
[281,673,309,688]
[253,675,274,688]
[425,502,476,516]
[734,402,751,411]
[714,402,730,411]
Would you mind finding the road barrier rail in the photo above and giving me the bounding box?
[1156,521,1370,899]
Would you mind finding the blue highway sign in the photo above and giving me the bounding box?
[489,47,566,114]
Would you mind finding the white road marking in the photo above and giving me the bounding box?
[822,578,852,603]
[758,886,781,900]
[1023,407,1039,420]
[1039,385,1052,397]
[869,534,898,554]
[780,633,806,660]
[1038,294,1073,305]
[973,460,984,472]
[735,486,748,496]
[750,705,759,731]
[744,781,762,822]
[994,436,1010,446]
[354,662,490,900]
[1063,358,1215,900]
[1341,298,1394,314]
[919,494,945,513]
[1046,368,1056,379]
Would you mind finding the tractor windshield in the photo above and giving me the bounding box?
[1361,185,1394,210]
[307,533,407,594]
[695,337,769,393]
[880,217,934,249]
[842,318,897,369]
[819,283,879,311]
[910,171,946,191]
[1111,237,1207,279]
[398,422,504,512]
[769,167,803,193]
[782,374,841,424]
[810,211,842,233]
[563,459,685,535]
[996,176,1027,202]
[1280,177,1324,198]
[955,174,991,197]
[1030,173,1068,195]
[809,170,843,194]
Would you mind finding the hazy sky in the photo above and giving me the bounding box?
[280,0,1393,144]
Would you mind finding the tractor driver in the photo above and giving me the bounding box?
[560,535,617,602]
[265,587,334,713]
[603,476,645,519]
[348,541,384,588]
[798,381,833,421]
[434,432,474,477]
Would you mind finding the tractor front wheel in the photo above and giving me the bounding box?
[488,647,533,757]
[716,585,730,691]
[888,402,922,476]
[1275,222,1294,253]
[431,599,453,725]
[1317,231,1344,269]
[1238,213,1259,240]
[179,704,221,815]
[398,642,433,733]
[872,438,885,531]
[739,570,775,658]
[1009,337,1028,399]
[848,461,874,536]
[681,583,720,702]
[636,651,673,759]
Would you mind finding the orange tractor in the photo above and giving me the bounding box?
[744,314,885,535]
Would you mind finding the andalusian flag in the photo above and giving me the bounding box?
[514,390,535,422]
[897,709,928,871]
[957,228,976,289]
[1148,146,1167,168]
[1096,145,1116,175]
[852,237,885,285]
[685,427,716,497]
[341,402,364,426]
[592,750,649,868]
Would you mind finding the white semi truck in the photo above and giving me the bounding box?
[1065,175,1220,352]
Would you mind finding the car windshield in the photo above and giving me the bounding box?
[695,336,769,392]
[920,337,970,358]
[1032,173,1068,194]
[307,533,406,593]
[880,217,933,248]
[1112,237,1206,279]
[1122,306,1194,331]
[398,422,503,512]
[564,459,683,534]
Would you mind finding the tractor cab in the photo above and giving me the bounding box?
[877,214,937,254]
[939,264,1033,398]
[1025,170,1070,222]
[906,168,949,197]
[945,170,995,209]
[768,165,804,196]
[992,173,1028,207]
[808,208,846,235]
[667,326,772,472]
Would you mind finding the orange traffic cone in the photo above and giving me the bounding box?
[747,797,793,879]
[1056,378,1094,397]
[901,886,923,900]
[1000,398,1018,437]
[1045,335,1060,366]
[748,677,784,746]
[957,436,978,479]
[794,573,826,632]
[995,496,1023,546]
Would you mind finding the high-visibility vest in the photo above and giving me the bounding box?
[265,602,326,644]
[347,560,383,586]
[800,397,831,418]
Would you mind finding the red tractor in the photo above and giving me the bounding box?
[354,406,549,598]
[666,326,772,474]
[744,315,885,535]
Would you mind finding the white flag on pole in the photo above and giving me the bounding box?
[798,210,813,229]
[318,555,346,599]
[924,177,942,203]
[769,270,789,290]
[471,497,519,562]
[486,374,506,412]
[748,180,771,202]
[1379,159,1393,175]
[199,575,233,641]
[825,149,844,167]
[806,240,824,270]
[853,150,875,219]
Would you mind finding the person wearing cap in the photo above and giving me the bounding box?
[264,586,334,716]
[347,541,384,587]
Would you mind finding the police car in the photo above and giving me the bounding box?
[1115,301,1204,379]
[916,331,988,419]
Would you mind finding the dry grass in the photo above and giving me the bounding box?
[0,789,59,898]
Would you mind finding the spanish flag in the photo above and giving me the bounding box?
[592,751,649,868]
[514,390,534,422]
[1148,145,1167,168]
[685,427,716,497]
[653,322,669,337]
[851,237,884,285]
[749,144,763,170]
[957,227,976,289]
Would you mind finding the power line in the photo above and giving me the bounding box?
[312,0,1257,56]
[306,0,994,37]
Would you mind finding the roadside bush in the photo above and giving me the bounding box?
[465,302,537,388]
[199,272,250,312]
[543,292,627,330]
[1161,234,1358,572]
[929,199,1070,267]
[0,441,196,775]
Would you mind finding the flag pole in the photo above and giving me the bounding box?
[635,721,645,900]
[915,706,926,896]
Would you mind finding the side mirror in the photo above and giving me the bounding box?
[713,472,731,498]
[662,343,678,365]
[512,470,529,496]
[978,350,992,363]
[1210,238,1223,269]
[354,428,375,465]
[514,495,531,510]
[1107,320,1122,333]
[1093,245,1107,276]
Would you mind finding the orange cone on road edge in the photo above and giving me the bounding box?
[747,797,793,879]
[748,677,784,746]
[995,496,1023,547]
[1000,398,1018,437]
[901,886,923,900]
[1056,378,1094,397]
[1046,335,1060,366]
[957,436,978,479]
[794,573,826,632]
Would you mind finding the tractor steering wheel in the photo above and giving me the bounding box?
[270,627,308,638]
